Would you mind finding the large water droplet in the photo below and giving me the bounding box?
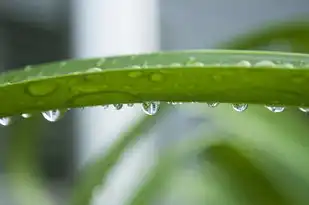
[42,109,66,122]
[127,104,134,107]
[27,82,58,97]
[142,102,160,116]
[207,102,219,108]
[21,113,32,118]
[265,106,285,113]
[113,104,123,110]
[299,107,309,113]
[0,117,12,126]
[232,104,248,112]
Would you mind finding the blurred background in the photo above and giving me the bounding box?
[1,0,309,205]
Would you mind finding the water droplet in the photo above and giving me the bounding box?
[24,65,33,71]
[86,67,102,72]
[236,60,251,67]
[27,82,58,96]
[167,102,178,105]
[170,63,182,67]
[192,62,204,66]
[21,113,32,118]
[299,107,309,113]
[254,60,276,67]
[60,62,67,67]
[102,105,109,109]
[150,73,164,82]
[0,117,12,126]
[281,63,294,68]
[127,104,134,107]
[96,58,106,66]
[113,104,123,110]
[42,109,66,122]
[128,71,142,78]
[265,106,285,113]
[232,104,248,112]
[142,102,160,115]
[207,102,219,108]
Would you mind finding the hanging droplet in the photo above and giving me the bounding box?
[127,103,134,107]
[102,105,109,109]
[113,104,123,110]
[232,104,248,112]
[0,117,12,126]
[265,106,285,113]
[299,107,309,113]
[42,109,66,122]
[207,102,219,108]
[142,102,160,116]
[21,113,32,118]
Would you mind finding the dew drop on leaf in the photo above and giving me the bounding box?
[102,105,109,109]
[299,107,309,113]
[232,104,248,112]
[207,102,219,108]
[150,73,164,82]
[113,104,123,110]
[0,117,12,126]
[21,113,32,118]
[265,106,285,113]
[142,102,160,116]
[236,60,251,67]
[127,104,134,107]
[254,60,276,67]
[42,109,66,122]
[27,82,58,96]
[86,67,102,73]
[167,102,179,105]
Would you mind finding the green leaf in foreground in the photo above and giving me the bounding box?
[1,50,309,117]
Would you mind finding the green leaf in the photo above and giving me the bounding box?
[221,18,309,52]
[201,142,292,205]
[1,50,309,117]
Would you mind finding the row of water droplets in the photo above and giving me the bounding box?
[2,58,309,126]
[1,102,309,126]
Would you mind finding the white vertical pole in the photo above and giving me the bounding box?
[71,0,159,204]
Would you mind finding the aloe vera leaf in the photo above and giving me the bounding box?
[1,50,309,117]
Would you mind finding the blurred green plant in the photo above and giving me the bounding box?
[3,16,309,205]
